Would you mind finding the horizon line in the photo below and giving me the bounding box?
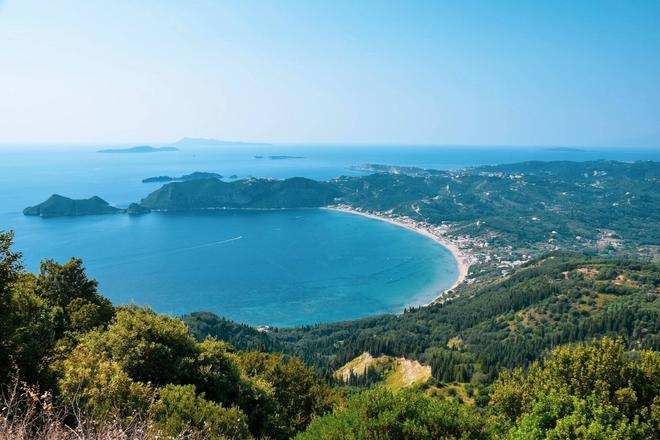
[0,139,659,151]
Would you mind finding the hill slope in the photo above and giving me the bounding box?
[186,253,659,384]
[23,195,122,217]
[140,177,342,210]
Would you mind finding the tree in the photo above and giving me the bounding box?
[58,340,153,420]
[82,305,199,386]
[153,384,250,440]
[1,273,62,387]
[36,258,113,334]
[297,387,486,439]
[236,351,338,439]
[491,337,660,439]
[0,231,23,370]
[194,337,242,404]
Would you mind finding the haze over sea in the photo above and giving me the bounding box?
[1,144,658,327]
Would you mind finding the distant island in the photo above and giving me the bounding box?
[23,195,123,217]
[544,147,587,152]
[254,155,305,160]
[142,171,223,183]
[98,145,179,154]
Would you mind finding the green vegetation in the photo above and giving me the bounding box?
[296,387,488,440]
[140,176,341,210]
[341,160,659,250]
[490,337,659,438]
[5,160,660,438]
[188,252,659,387]
[142,171,224,183]
[23,194,122,217]
[296,338,659,439]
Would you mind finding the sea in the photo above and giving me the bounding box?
[1,144,658,327]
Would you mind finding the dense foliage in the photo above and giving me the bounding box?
[340,161,660,247]
[2,215,659,438]
[490,337,659,438]
[140,176,342,210]
[295,337,659,439]
[296,387,488,439]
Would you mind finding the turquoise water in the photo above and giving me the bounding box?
[1,144,658,326]
[6,209,455,327]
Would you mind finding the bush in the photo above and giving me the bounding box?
[153,384,250,439]
[491,337,660,438]
[297,387,487,439]
[58,339,153,419]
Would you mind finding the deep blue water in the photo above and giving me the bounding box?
[0,144,658,326]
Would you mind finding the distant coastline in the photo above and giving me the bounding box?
[324,205,472,304]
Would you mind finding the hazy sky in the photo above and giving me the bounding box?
[1,0,659,146]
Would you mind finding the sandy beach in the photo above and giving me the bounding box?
[324,206,471,304]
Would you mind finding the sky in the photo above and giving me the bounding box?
[0,0,659,147]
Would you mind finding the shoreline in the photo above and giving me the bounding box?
[323,206,471,305]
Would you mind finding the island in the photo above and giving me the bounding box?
[126,203,151,215]
[229,174,238,179]
[97,146,179,154]
[142,172,223,183]
[23,195,122,217]
[140,177,341,210]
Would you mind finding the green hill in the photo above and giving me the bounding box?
[142,171,224,183]
[140,177,341,210]
[23,194,122,217]
[335,160,660,247]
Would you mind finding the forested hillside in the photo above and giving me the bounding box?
[188,253,659,384]
[2,231,659,438]
[340,161,660,250]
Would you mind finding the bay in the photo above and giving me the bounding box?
[1,144,657,326]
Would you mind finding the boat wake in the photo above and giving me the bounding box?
[184,236,243,250]
[91,236,244,268]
